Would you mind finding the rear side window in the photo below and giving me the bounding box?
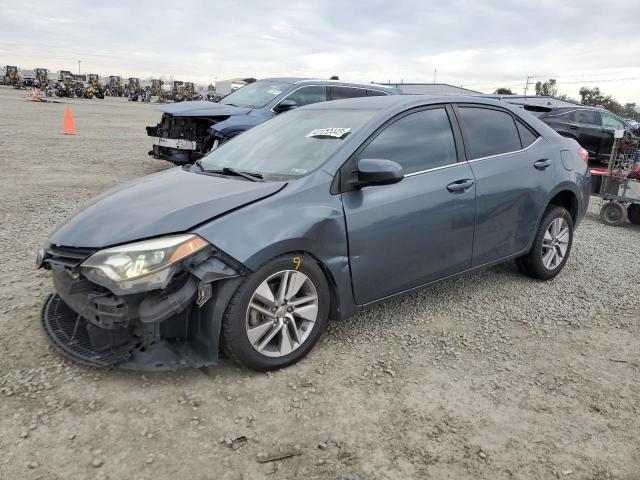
[572,109,600,126]
[367,89,388,96]
[457,107,521,159]
[285,86,327,107]
[516,120,539,148]
[356,108,457,175]
[328,86,367,100]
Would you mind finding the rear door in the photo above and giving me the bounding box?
[454,104,553,266]
[341,105,476,304]
[570,109,604,160]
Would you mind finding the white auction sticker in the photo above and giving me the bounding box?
[306,127,351,139]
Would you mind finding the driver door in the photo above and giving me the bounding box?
[341,106,476,304]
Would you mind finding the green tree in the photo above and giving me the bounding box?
[623,103,637,119]
[535,79,557,96]
[494,87,513,95]
[579,87,625,116]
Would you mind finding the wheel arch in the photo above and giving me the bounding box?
[244,244,344,321]
[546,188,580,224]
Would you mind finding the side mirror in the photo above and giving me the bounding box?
[273,99,298,113]
[352,158,404,188]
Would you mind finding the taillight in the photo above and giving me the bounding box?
[577,147,589,164]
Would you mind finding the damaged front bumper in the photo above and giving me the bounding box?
[39,243,248,371]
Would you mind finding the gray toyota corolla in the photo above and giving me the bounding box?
[38,95,591,371]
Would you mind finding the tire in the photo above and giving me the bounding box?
[600,202,627,226]
[627,204,640,225]
[516,206,574,280]
[221,254,330,371]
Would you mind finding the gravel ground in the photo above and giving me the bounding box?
[0,86,639,480]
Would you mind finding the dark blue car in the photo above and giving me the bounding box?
[146,77,398,164]
[40,95,590,372]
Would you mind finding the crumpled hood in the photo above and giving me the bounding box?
[158,101,251,117]
[49,168,285,248]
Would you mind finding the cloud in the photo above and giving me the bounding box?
[0,0,638,102]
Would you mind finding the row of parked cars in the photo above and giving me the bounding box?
[145,77,639,167]
[39,77,593,372]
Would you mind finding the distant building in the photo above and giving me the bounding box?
[376,82,482,96]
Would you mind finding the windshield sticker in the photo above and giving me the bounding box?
[306,127,351,139]
[291,168,308,174]
[267,88,283,95]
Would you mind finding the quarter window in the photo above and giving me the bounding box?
[285,86,327,107]
[356,108,457,175]
[516,120,539,148]
[572,109,600,126]
[601,112,625,130]
[328,86,368,100]
[457,107,521,159]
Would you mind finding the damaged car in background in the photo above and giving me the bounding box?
[146,77,398,164]
[39,95,590,372]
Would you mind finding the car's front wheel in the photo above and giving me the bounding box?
[221,254,329,371]
[517,206,574,280]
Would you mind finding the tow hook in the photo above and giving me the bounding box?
[196,281,212,307]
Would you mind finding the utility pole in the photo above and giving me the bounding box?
[523,75,532,96]
[78,60,81,75]
[433,68,437,83]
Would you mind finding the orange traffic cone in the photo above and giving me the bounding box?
[62,107,75,135]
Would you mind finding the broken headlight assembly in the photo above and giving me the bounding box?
[81,234,208,295]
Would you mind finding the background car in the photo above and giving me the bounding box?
[40,96,590,372]
[532,105,638,163]
[146,77,399,164]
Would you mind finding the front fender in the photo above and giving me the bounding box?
[193,176,357,320]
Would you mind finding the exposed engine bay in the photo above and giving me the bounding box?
[146,113,231,164]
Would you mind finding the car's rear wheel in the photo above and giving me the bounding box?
[600,201,627,226]
[517,206,573,280]
[627,203,640,225]
[221,254,329,371]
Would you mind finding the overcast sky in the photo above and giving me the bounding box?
[1,0,638,103]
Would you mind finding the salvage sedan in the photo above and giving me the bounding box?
[39,95,591,371]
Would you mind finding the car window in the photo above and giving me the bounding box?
[601,112,625,130]
[367,89,388,97]
[220,81,291,108]
[516,120,539,148]
[356,108,457,175]
[572,109,600,126]
[328,86,368,101]
[457,107,521,159]
[284,86,327,107]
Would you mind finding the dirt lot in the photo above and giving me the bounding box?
[0,86,638,480]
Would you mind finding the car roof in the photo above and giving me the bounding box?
[259,77,397,92]
[300,94,511,111]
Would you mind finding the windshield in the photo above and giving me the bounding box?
[200,108,375,179]
[220,81,291,108]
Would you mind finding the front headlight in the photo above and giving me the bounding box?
[81,234,208,294]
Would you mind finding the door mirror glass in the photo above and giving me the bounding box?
[354,158,404,188]
[273,99,298,113]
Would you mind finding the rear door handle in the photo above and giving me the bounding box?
[534,159,551,170]
[446,179,474,193]
[569,125,578,130]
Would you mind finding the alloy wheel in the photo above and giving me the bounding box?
[541,217,570,270]
[245,270,319,358]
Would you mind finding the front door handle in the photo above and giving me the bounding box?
[534,159,551,170]
[569,125,578,130]
[446,179,474,193]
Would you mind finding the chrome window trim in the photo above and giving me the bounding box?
[403,161,463,177]
[467,136,542,164]
[271,84,390,113]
